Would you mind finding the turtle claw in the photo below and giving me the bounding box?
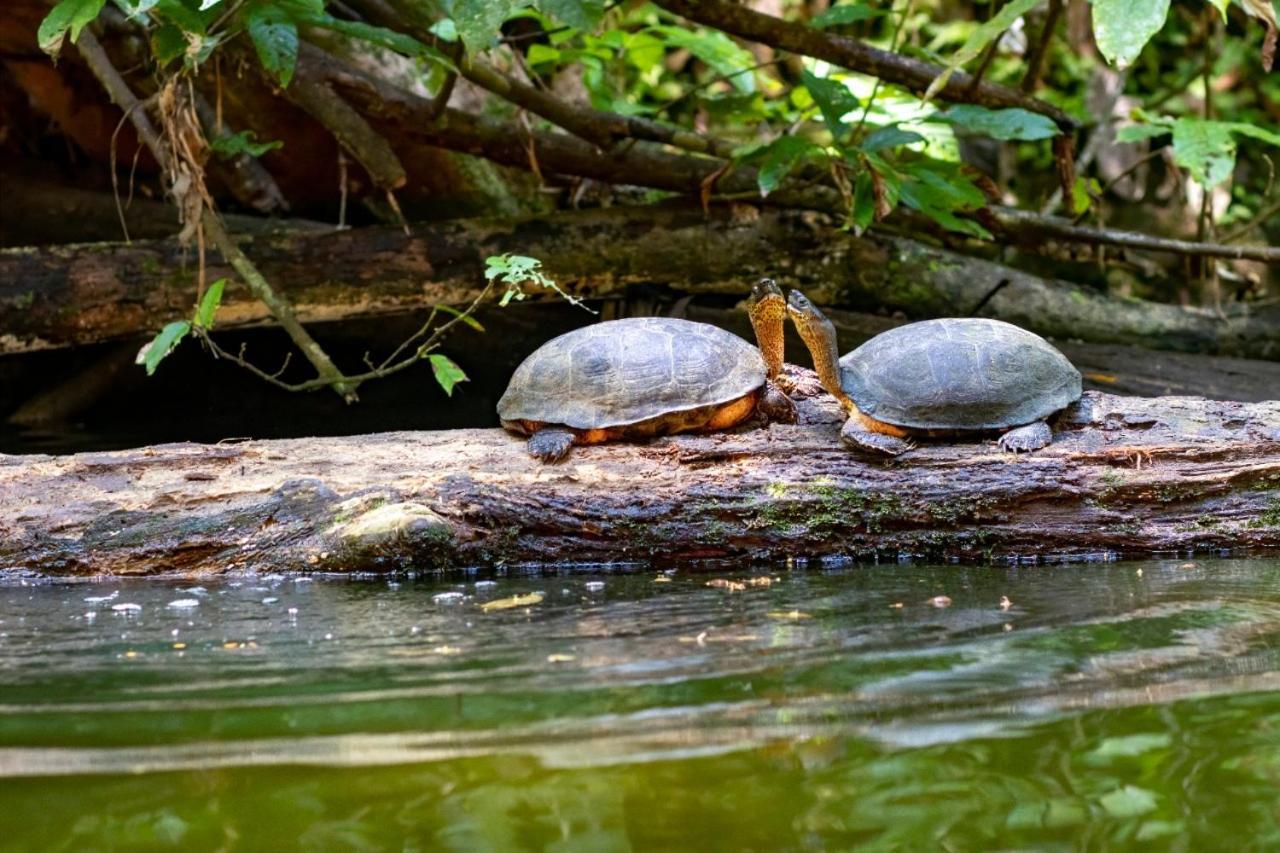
[998,421,1052,454]
[840,422,913,457]
[527,428,575,463]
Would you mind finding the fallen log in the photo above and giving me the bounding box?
[2,383,1277,576]
[3,206,1277,358]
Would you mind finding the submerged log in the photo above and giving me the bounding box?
[1,382,1277,575]
[3,205,1276,358]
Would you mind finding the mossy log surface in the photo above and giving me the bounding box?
[2,380,1277,576]
[3,205,1276,358]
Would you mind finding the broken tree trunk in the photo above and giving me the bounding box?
[2,383,1277,576]
[3,205,1276,358]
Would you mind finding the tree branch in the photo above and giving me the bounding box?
[651,0,1077,129]
[74,28,357,400]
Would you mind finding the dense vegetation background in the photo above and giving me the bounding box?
[1,0,1277,441]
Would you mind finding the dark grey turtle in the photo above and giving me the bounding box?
[498,284,795,463]
[787,291,1082,456]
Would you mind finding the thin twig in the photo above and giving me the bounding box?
[1020,0,1062,94]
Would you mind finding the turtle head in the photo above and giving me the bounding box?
[748,278,787,380]
[786,290,845,406]
[751,277,783,304]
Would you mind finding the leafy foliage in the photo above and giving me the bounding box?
[427,354,468,396]
[924,0,1041,100]
[928,106,1059,141]
[1092,0,1172,68]
[209,130,283,159]
[136,320,191,376]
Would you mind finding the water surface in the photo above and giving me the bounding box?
[1,558,1277,850]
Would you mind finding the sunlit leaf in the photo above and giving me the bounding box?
[193,278,226,330]
[1115,123,1170,143]
[929,105,1059,141]
[1092,0,1171,68]
[802,70,860,138]
[428,353,468,396]
[37,0,107,58]
[1172,117,1237,187]
[649,26,757,93]
[924,0,1039,100]
[136,320,191,376]
[436,304,485,332]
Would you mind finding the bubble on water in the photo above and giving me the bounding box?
[287,607,299,616]
[324,633,334,640]
[111,603,142,613]
[585,581,605,592]
[433,592,465,604]
[475,581,498,589]
[84,611,97,621]
[167,599,200,609]
[261,597,279,605]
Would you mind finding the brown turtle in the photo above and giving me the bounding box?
[498,279,795,462]
[786,290,1082,456]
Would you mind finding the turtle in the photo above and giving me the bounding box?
[785,290,1082,456]
[497,278,796,463]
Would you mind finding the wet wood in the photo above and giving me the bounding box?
[3,206,1276,358]
[2,382,1276,576]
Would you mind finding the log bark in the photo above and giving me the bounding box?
[1,385,1277,576]
[3,205,1276,358]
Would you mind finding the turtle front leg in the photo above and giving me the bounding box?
[526,427,576,463]
[756,380,797,424]
[841,419,913,456]
[997,421,1053,453]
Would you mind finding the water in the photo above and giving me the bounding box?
[1,558,1277,850]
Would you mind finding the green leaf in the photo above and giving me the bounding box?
[802,70,860,138]
[810,3,886,28]
[1227,121,1280,148]
[649,26,757,93]
[452,0,531,54]
[428,354,468,396]
[38,0,108,58]
[1098,785,1159,818]
[1089,733,1172,759]
[751,136,823,196]
[1172,117,1237,187]
[861,125,926,153]
[436,304,485,332]
[193,279,226,330]
[898,164,991,239]
[1115,123,1170,143]
[303,14,429,59]
[246,5,299,87]
[537,0,604,31]
[150,22,187,65]
[136,320,191,376]
[929,105,1059,141]
[209,129,283,158]
[1091,0,1171,67]
[1069,176,1102,215]
[924,0,1040,100]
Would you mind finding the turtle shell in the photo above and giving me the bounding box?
[840,318,1081,430]
[497,317,766,430]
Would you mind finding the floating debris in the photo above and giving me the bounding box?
[481,592,544,612]
[999,596,1013,611]
[706,579,746,592]
[547,654,576,663]
[432,645,462,655]
[927,595,953,608]
[166,599,200,609]
[585,581,605,592]
[747,577,776,587]
[653,576,672,583]
[890,602,904,609]
[261,597,279,605]
[474,580,498,589]
[85,592,118,603]
[111,603,142,613]
[433,591,466,604]
[767,610,812,620]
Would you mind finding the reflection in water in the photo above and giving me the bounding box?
[0,559,1277,849]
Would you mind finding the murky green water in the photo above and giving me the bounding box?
[1,558,1277,851]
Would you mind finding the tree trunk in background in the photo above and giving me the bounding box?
[2,385,1277,575]
[3,205,1276,358]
